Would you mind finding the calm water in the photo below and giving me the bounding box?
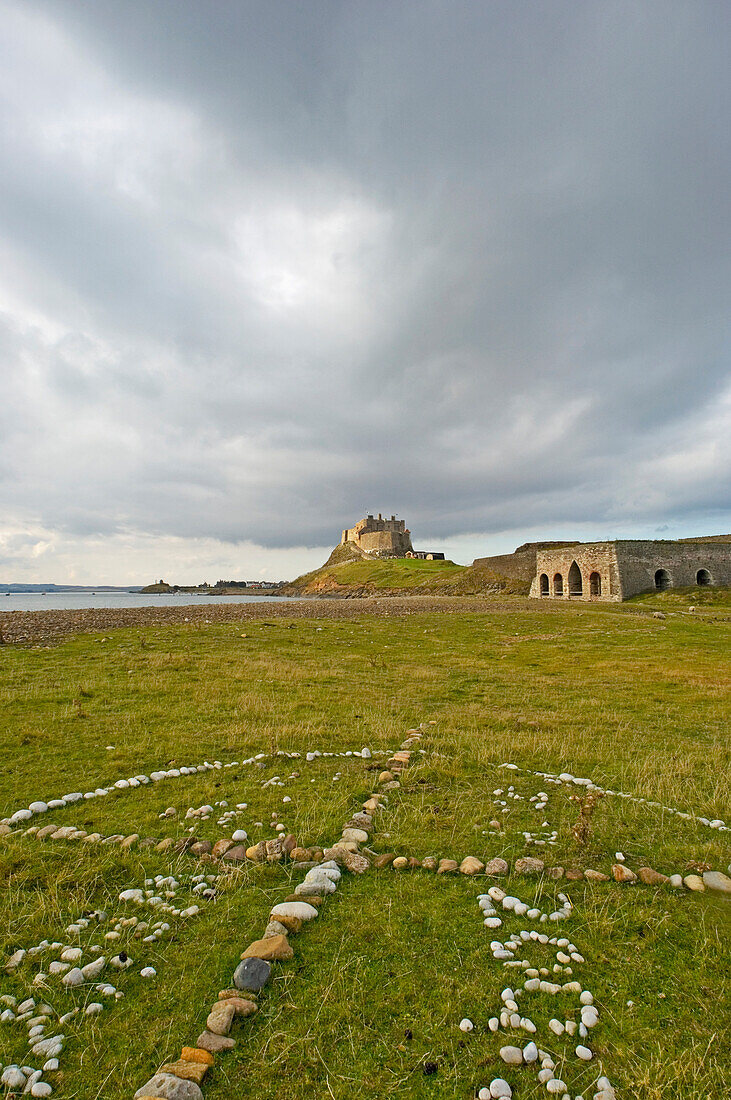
[0,592,296,611]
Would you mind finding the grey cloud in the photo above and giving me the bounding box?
[0,0,729,569]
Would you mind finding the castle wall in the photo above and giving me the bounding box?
[340,515,413,557]
[530,541,731,600]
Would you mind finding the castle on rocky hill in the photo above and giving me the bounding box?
[340,514,445,560]
[341,514,413,558]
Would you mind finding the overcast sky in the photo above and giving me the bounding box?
[1,1,729,583]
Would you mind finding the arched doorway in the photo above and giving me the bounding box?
[539,573,549,596]
[568,561,583,597]
[589,571,601,597]
[654,568,670,591]
[696,568,711,586]
[553,573,564,596]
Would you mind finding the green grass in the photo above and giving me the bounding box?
[0,605,729,1099]
[286,555,533,595]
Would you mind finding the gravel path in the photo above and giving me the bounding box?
[0,596,540,646]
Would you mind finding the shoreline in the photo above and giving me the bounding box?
[0,595,648,648]
[0,595,548,646]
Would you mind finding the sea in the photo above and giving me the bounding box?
[0,591,295,612]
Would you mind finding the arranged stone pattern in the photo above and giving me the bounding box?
[126,726,426,1099]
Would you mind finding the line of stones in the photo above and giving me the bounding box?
[129,727,426,1100]
[368,852,731,895]
[490,761,728,834]
[0,744,380,832]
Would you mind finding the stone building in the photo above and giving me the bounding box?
[341,514,413,558]
[529,540,731,601]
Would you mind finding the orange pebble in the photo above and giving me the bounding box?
[181,1046,215,1066]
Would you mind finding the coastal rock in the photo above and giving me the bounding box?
[245,841,267,862]
[134,1073,203,1099]
[195,1031,235,1053]
[514,857,544,875]
[265,837,284,862]
[159,1060,208,1084]
[221,845,247,862]
[181,1048,214,1066]
[206,1002,235,1035]
[216,996,257,1017]
[189,840,212,857]
[323,847,370,873]
[233,958,271,992]
[240,935,293,962]
[264,920,289,938]
[703,870,731,893]
[484,858,509,876]
[638,867,669,886]
[437,859,459,874]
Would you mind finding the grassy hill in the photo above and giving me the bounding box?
[283,556,532,596]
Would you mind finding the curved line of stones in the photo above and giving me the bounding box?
[129,726,429,1100]
[473,884,615,1100]
[1,870,222,1096]
[489,761,728,834]
[0,744,385,832]
[0,736,420,1096]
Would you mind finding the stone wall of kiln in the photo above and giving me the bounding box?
[614,541,731,598]
[472,549,542,582]
[530,540,731,601]
[530,544,621,601]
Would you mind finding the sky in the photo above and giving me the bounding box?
[1,0,729,584]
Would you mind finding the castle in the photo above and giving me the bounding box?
[340,514,445,560]
[341,514,413,558]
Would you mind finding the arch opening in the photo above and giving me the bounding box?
[589,571,602,597]
[654,568,670,591]
[539,573,549,596]
[568,561,583,597]
[696,568,711,586]
[553,573,564,596]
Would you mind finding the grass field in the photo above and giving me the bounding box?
[1,599,729,1099]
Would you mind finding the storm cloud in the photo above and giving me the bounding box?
[1,1,729,581]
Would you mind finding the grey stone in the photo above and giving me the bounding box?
[134,1072,203,1099]
[233,957,271,992]
[703,870,731,893]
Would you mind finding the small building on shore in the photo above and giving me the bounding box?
[529,540,731,601]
